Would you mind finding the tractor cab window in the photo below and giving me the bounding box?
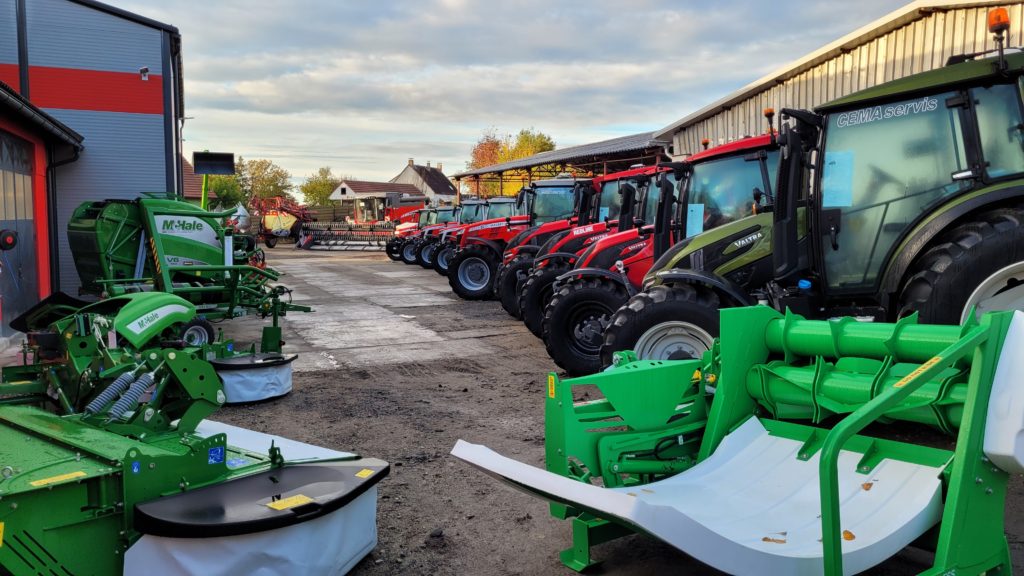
[686,150,779,237]
[820,92,970,291]
[460,203,485,224]
[597,180,623,222]
[418,211,430,226]
[436,208,457,224]
[640,173,672,223]
[427,211,439,225]
[532,186,576,224]
[975,82,1024,178]
[487,201,515,220]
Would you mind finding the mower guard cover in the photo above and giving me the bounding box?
[126,420,388,576]
[209,352,297,403]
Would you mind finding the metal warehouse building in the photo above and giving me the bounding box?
[0,0,182,311]
[657,0,1023,156]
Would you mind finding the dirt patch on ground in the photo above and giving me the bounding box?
[213,250,1024,575]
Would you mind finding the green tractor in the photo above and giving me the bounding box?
[66,194,308,351]
[602,31,1024,366]
[0,292,386,575]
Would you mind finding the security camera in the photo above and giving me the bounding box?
[139,66,150,81]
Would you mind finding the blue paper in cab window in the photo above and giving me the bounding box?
[822,151,854,207]
[599,207,609,221]
[686,204,705,237]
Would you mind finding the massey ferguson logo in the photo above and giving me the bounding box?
[732,231,763,249]
[162,219,205,232]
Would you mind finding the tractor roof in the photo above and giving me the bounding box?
[818,51,1024,112]
[686,134,774,163]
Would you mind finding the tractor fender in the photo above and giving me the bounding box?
[555,267,628,287]
[655,268,756,306]
[515,245,540,256]
[463,237,503,255]
[534,252,579,267]
[878,185,1024,297]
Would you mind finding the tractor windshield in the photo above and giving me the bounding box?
[532,186,577,224]
[819,90,988,291]
[686,150,779,237]
[596,181,624,222]
[436,208,457,224]
[486,201,516,220]
[639,173,673,223]
[459,203,486,224]
[418,211,430,226]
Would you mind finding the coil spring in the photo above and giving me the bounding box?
[82,371,136,415]
[107,373,155,421]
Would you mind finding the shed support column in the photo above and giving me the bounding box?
[498,171,503,197]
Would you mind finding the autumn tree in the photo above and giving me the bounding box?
[237,157,292,200]
[465,128,556,196]
[300,166,342,207]
[206,175,245,209]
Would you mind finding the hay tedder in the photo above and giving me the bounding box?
[0,291,387,575]
[455,306,1024,574]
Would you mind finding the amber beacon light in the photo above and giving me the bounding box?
[989,7,1010,34]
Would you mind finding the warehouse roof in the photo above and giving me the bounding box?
[654,0,1010,140]
[0,81,83,149]
[329,180,427,201]
[452,131,669,178]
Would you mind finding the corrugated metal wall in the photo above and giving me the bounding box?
[23,0,170,293]
[0,0,17,66]
[671,4,1024,156]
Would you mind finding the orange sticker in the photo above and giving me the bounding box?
[893,356,942,388]
[547,374,556,398]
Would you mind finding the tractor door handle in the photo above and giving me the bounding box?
[829,224,839,250]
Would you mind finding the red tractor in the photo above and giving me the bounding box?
[448,176,597,300]
[386,208,432,260]
[409,199,488,268]
[541,134,778,374]
[398,206,460,265]
[432,197,519,275]
[513,165,659,336]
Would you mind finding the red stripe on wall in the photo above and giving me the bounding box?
[0,63,19,92]
[0,117,50,300]
[29,66,163,114]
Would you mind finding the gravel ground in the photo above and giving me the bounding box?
[212,248,1024,576]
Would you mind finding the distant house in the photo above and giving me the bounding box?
[180,157,212,205]
[391,159,456,204]
[328,180,427,221]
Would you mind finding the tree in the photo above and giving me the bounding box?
[300,166,342,207]
[207,175,245,209]
[237,158,292,200]
[465,127,556,196]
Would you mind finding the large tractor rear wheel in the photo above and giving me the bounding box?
[433,244,456,276]
[417,241,439,268]
[519,260,573,337]
[448,245,499,300]
[899,206,1024,323]
[386,237,404,261]
[401,239,421,265]
[543,276,628,375]
[497,255,534,319]
[600,283,720,368]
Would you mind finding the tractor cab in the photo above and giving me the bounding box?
[524,175,596,226]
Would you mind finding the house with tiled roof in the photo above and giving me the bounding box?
[391,159,456,204]
[180,156,212,204]
[328,179,425,201]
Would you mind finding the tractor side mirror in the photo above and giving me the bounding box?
[505,216,512,229]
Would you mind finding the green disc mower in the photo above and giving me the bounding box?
[0,291,387,575]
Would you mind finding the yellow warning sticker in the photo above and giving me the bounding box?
[893,356,942,388]
[29,471,86,487]
[266,494,314,511]
[355,468,375,479]
[547,374,556,398]
[0,521,5,548]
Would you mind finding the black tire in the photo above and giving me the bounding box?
[519,260,572,337]
[433,245,456,276]
[543,276,628,375]
[497,255,534,319]
[899,206,1024,324]
[180,318,216,346]
[600,283,721,368]
[400,239,421,265]
[264,236,279,249]
[448,244,499,300]
[417,241,439,268]
[386,237,404,261]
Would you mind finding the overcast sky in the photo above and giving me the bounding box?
[118,0,905,183]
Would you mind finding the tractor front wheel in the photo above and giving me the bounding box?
[600,284,720,368]
[519,259,572,337]
[433,245,456,276]
[497,255,534,319]
[899,206,1024,323]
[401,239,421,265]
[543,276,628,375]
[386,237,404,261]
[448,245,499,300]
[417,241,439,268]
